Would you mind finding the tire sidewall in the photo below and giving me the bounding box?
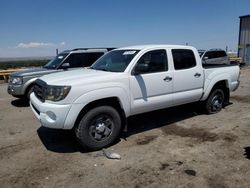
[75,106,121,150]
[206,88,225,114]
[26,85,34,100]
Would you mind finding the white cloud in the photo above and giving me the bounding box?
[1,42,68,57]
[16,42,54,48]
[60,41,66,46]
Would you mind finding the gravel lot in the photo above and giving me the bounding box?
[0,68,250,188]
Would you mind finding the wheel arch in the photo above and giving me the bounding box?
[24,82,35,97]
[202,80,229,104]
[73,97,127,131]
[22,77,37,95]
[201,73,230,101]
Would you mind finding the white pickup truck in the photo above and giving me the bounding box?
[30,45,240,150]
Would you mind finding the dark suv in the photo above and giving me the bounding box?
[8,48,114,99]
[198,49,229,65]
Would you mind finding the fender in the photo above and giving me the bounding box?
[201,73,230,101]
[22,77,38,94]
[63,87,130,129]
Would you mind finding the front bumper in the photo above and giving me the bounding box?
[8,84,25,96]
[30,93,72,129]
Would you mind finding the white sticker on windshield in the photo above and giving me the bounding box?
[58,56,64,59]
[123,51,136,55]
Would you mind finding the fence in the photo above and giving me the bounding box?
[0,69,26,82]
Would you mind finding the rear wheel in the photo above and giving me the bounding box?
[75,106,121,150]
[205,88,225,114]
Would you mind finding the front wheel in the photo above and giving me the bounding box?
[205,88,225,114]
[75,106,121,150]
[25,85,34,101]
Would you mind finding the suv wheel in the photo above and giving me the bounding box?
[26,85,34,100]
[75,106,121,150]
[205,88,225,114]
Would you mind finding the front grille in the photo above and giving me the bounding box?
[34,79,47,102]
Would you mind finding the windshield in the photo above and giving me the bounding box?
[90,50,139,72]
[43,52,69,69]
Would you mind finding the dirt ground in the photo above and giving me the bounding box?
[0,68,250,188]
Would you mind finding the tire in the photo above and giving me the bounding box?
[75,106,121,150]
[25,85,34,101]
[205,88,225,114]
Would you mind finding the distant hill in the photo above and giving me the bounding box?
[0,56,53,63]
[0,57,52,70]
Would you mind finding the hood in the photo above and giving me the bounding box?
[10,67,58,77]
[40,68,122,86]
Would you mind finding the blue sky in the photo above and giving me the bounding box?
[0,0,249,57]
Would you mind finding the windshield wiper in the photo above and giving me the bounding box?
[99,68,110,72]
[43,66,53,69]
[94,68,110,72]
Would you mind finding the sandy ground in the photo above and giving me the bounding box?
[0,68,250,188]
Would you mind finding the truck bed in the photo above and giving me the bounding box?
[202,63,240,95]
[202,63,239,69]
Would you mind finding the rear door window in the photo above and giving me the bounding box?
[216,51,227,58]
[86,52,104,66]
[172,49,196,70]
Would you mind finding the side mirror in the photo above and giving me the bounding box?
[61,62,70,69]
[133,64,149,75]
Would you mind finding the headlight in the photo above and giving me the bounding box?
[45,85,71,102]
[10,77,23,85]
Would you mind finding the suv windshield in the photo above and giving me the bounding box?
[43,52,69,69]
[91,50,139,72]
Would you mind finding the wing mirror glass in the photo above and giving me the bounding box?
[133,64,149,75]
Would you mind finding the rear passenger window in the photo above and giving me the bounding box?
[216,51,227,58]
[85,52,104,66]
[63,52,104,68]
[172,49,196,70]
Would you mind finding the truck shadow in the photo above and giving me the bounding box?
[37,126,122,153]
[37,127,88,153]
[126,103,202,137]
[244,146,250,159]
[37,103,203,153]
[11,99,29,107]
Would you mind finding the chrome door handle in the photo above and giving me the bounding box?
[163,76,172,82]
[194,73,201,77]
